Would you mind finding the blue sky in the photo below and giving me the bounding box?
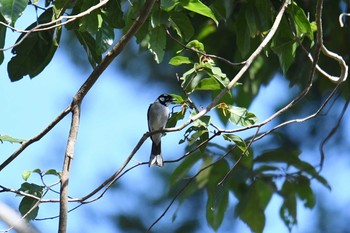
[1,4,350,233]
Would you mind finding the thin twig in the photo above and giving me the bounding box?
[165,28,245,67]
[339,13,350,27]
[319,98,349,172]
[0,0,110,51]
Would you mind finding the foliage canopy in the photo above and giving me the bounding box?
[0,0,349,232]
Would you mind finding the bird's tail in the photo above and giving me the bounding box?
[149,141,163,167]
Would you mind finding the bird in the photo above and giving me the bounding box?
[147,94,175,167]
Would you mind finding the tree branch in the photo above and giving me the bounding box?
[57,0,157,231]
[58,104,80,233]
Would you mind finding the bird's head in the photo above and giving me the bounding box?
[157,94,176,106]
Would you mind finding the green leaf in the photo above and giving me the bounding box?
[18,182,44,197]
[288,2,313,40]
[151,7,169,28]
[254,148,301,164]
[79,0,100,34]
[222,134,249,156]
[0,13,6,64]
[7,8,60,81]
[294,175,315,208]
[169,55,192,66]
[279,180,297,230]
[169,93,185,104]
[18,182,44,220]
[44,169,59,176]
[235,180,273,233]
[148,26,166,63]
[0,0,27,26]
[167,109,186,128]
[236,7,251,58]
[19,197,39,220]
[186,40,204,51]
[0,134,25,143]
[206,159,230,230]
[195,155,212,189]
[227,106,258,127]
[200,61,229,88]
[180,67,197,93]
[271,17,298,73]
[22,170,32,181]
[195,77,221,91]
[101,0,124,28]
[170,150,202,186]
[75,30,101,67]
[96,17,114,54]
[187,128,208,146]
[245,0,258,38]
[179,0,218,26]
[169,12,194,41]
[254,0,273,32]
[161,0,179,11]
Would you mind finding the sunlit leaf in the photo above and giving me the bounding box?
[22,170,32,181]
[288,2,313,40]
[44,169,60,176]
[79,0,100,34]
[195,77,221,90]
[169,56,192,66]
[179,0,218,25]
[186,40,204,51]
[148,26,166,63]
[227,106,258,126]
[0,0,27,26]
[96,17,114,54]
[222,134,249,156]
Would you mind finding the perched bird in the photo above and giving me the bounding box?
[147,94,175,167]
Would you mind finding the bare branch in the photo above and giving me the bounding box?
[312,0,348,83]
[339,13,350,27]
[58,104,80,233]
[319,98,349,172]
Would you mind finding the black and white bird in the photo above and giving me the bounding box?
[147,94,175,167]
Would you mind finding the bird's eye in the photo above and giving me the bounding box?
[159,97,165,102]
